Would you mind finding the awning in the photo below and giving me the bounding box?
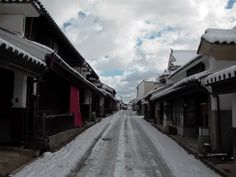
[150,71,209,101]
[205,65,236,85]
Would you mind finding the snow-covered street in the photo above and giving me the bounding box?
[13,110,220,177]
[71,110,174,177]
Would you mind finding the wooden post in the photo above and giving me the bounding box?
[42,113,48,150]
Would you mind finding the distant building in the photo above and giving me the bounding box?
[136,80,155,99]
[135,80,155,116]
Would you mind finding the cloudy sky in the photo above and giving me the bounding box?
[41,0,236,102]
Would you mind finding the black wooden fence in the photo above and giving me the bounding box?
[42,113,74,137]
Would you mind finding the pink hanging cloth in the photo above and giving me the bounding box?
[70,85,83,127]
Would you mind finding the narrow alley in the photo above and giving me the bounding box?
[13,110,220,177]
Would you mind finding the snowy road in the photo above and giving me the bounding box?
[70,110,173,177]
[68,110,220,177]
[13,110,220,177]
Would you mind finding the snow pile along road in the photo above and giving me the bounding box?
[12,112,121,177]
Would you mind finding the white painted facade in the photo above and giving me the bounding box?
[0,3,45,109]
[0,3,39,36]
[12,70,28,108]
[136,80,155,99]
[167,55,209,85]
[208,57,236,72]
[0,15,25,36]
[211,93,236,128]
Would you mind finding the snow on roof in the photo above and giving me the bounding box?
[33,0,86,64]
[147,86,158,95]
[82,62,99,80]
[102,90,113,97]
[102,90,117,102]
[51,53,105,96]
[150,85,171,101]
[0,36,46,66]
[168,54,202,79]
[148,85,167,98]
[0,0,86,64]
[0,28,53,61]
[173,70,209,88]
[202,28,236,44]
[101,83,116,95]
[102,83,115,92]
[159,69,171,78]
[146,84,166,97]
[205,65,236,85]
[170,49,196,67]
[0,29,104,95]
[151,71,209,101]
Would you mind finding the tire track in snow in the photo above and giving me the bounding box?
[74,111,125,177]
[124,111,174,177]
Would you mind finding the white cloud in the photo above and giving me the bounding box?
[40,0,236,102]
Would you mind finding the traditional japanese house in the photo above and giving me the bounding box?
[134,97,146,116]
[0,32,46,146]
[99,83,118,115]
[149,49,213,152]
[145,82,166,123]
[135,80,155,116]
[205,65,236,159]
[0,1,44,146]
[22,0,87,127]
[0,0,107,150]
[149,50,197,130]
[199,28,236,156]
[76,62,106,120]
[146,28,236,156]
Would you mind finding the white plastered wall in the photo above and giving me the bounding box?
[13,70,27,108]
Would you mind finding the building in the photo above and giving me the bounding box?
[142,28,236,158]
[98,83,118,115]
[0,0,117,151]
[199,28,236,156]
[135,80,155,116]
[136,80,155,99]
